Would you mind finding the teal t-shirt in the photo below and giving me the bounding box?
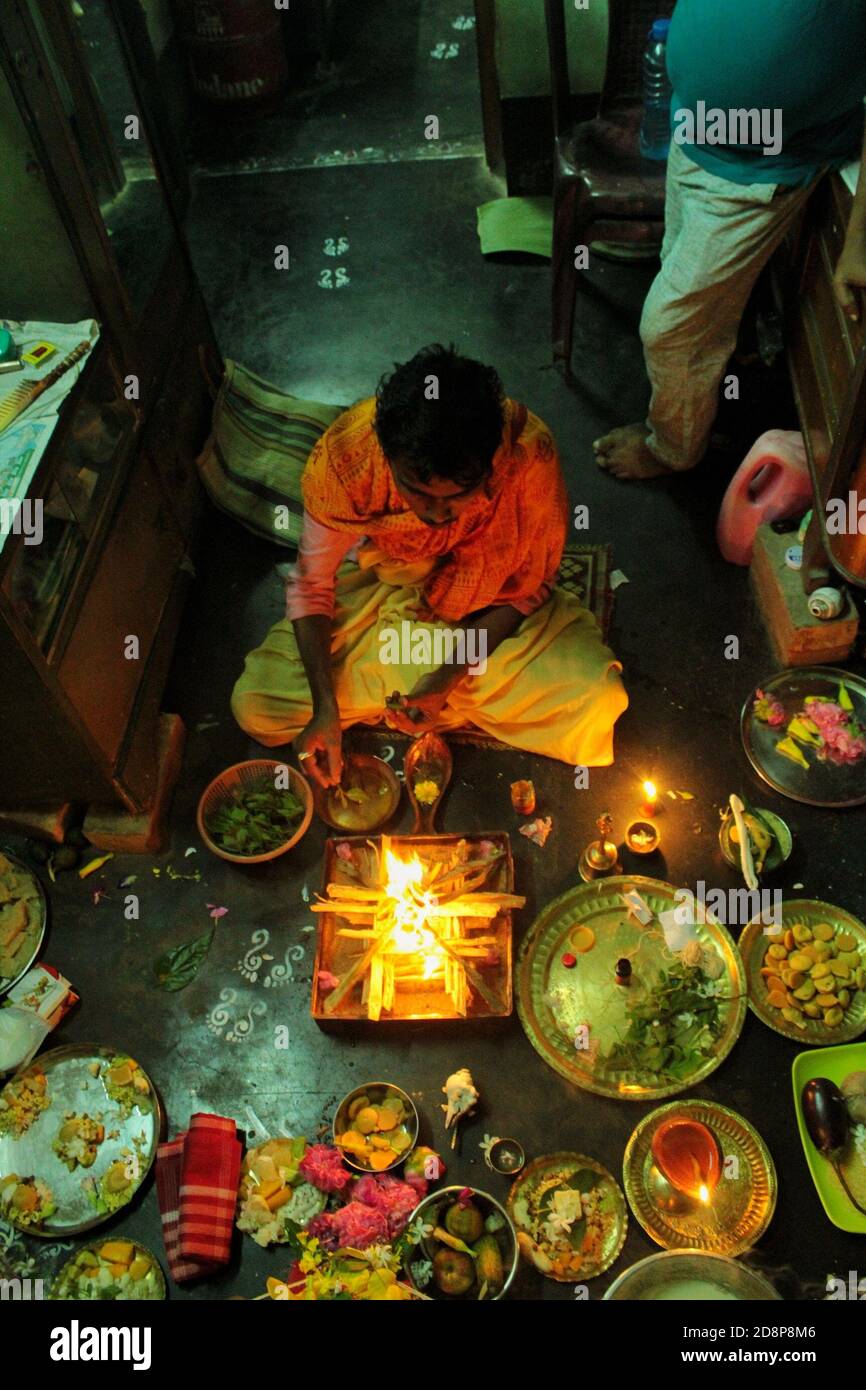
[666,0,866,184]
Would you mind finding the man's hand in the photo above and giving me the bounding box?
[295,709,343,787]
[385,670,453,734]
[834,229,866,320]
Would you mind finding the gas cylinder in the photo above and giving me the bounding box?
[178,0,288,112]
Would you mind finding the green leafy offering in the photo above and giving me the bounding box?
[601,962,722,1084]
[155,926,215,991]
[207,780,304,855]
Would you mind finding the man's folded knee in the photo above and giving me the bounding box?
[230,681,263,737]
[231,676,310,746]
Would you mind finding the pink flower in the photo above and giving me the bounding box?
[754,691,785,727]
[821,728,866,765]
[317,971,339,993]
[298,1144,352,1193]
[306,1212,340,1250]
[806,701,847,732]
[332,1201,389,1248]
[352,1174,421,1237]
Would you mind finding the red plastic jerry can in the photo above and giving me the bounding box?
[716,430,813,566]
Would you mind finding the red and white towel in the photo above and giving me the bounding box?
[156,1113,241,1283]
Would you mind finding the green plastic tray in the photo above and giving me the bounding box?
[791,1042,866,1234]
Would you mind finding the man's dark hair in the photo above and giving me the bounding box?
[374,344,504,487]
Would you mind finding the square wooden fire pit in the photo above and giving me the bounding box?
[310,833,518,1022]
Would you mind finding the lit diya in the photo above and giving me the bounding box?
[639,781,662,818]
[622,1101,777,1255]
[651,1115,721,1205]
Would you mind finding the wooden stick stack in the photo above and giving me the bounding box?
[314,839,524,1020]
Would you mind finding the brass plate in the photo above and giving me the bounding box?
[0,850,48,997]
[623,1101,777,1256]
[0,1045,161,1238]
[740,899,866,1045]
[50,1240,166,1300]
[741,667,866,808]
[507,1152,627,1282]
[515,876,747,1100]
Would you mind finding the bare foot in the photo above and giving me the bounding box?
[593,423,673,480]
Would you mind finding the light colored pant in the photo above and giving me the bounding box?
[641,142,818,470]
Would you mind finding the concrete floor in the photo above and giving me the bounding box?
[5,0,866,1302]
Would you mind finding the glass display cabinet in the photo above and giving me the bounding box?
[0,0,219,820]
[778,173,866,593]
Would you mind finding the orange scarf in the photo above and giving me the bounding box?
[301,396,567,622]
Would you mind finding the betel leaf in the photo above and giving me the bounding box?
[572,1169,600,1192]
[154,926,215,992]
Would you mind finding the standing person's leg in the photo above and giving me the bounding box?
[595,144,816,480]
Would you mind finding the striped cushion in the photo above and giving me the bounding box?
[196,359,343,549]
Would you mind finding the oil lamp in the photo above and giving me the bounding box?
[650,1116,721,1205]
[578,812,621,882]
[640,780,661,817]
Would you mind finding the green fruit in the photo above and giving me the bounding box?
[432,1248,475,1296]
[474,1234,504,1295]
[404,1146,445,1182]
[444,1201,483,1243]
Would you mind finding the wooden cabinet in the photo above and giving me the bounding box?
[777,174,866,589]
[0,1,220,817]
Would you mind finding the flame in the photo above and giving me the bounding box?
[698,1183,710,1205]
[642,780,657,801]
[384,849,424,897]
[422,948,441,980]
[383,850,437,960]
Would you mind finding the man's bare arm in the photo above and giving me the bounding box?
[292,614,342,786]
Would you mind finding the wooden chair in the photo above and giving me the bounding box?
[545,0,674,371]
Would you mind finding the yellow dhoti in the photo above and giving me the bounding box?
[231,558,627,767]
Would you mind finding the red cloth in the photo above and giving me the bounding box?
[156,1113,241,1283]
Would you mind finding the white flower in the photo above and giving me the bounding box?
[406,1217,434,1246]
[480,1134,499,1159]
[363,1244,396,1270]
[545,1188,583,1237]
[410,1258,434,1288]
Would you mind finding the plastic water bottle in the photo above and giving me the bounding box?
[639,18,672,161]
